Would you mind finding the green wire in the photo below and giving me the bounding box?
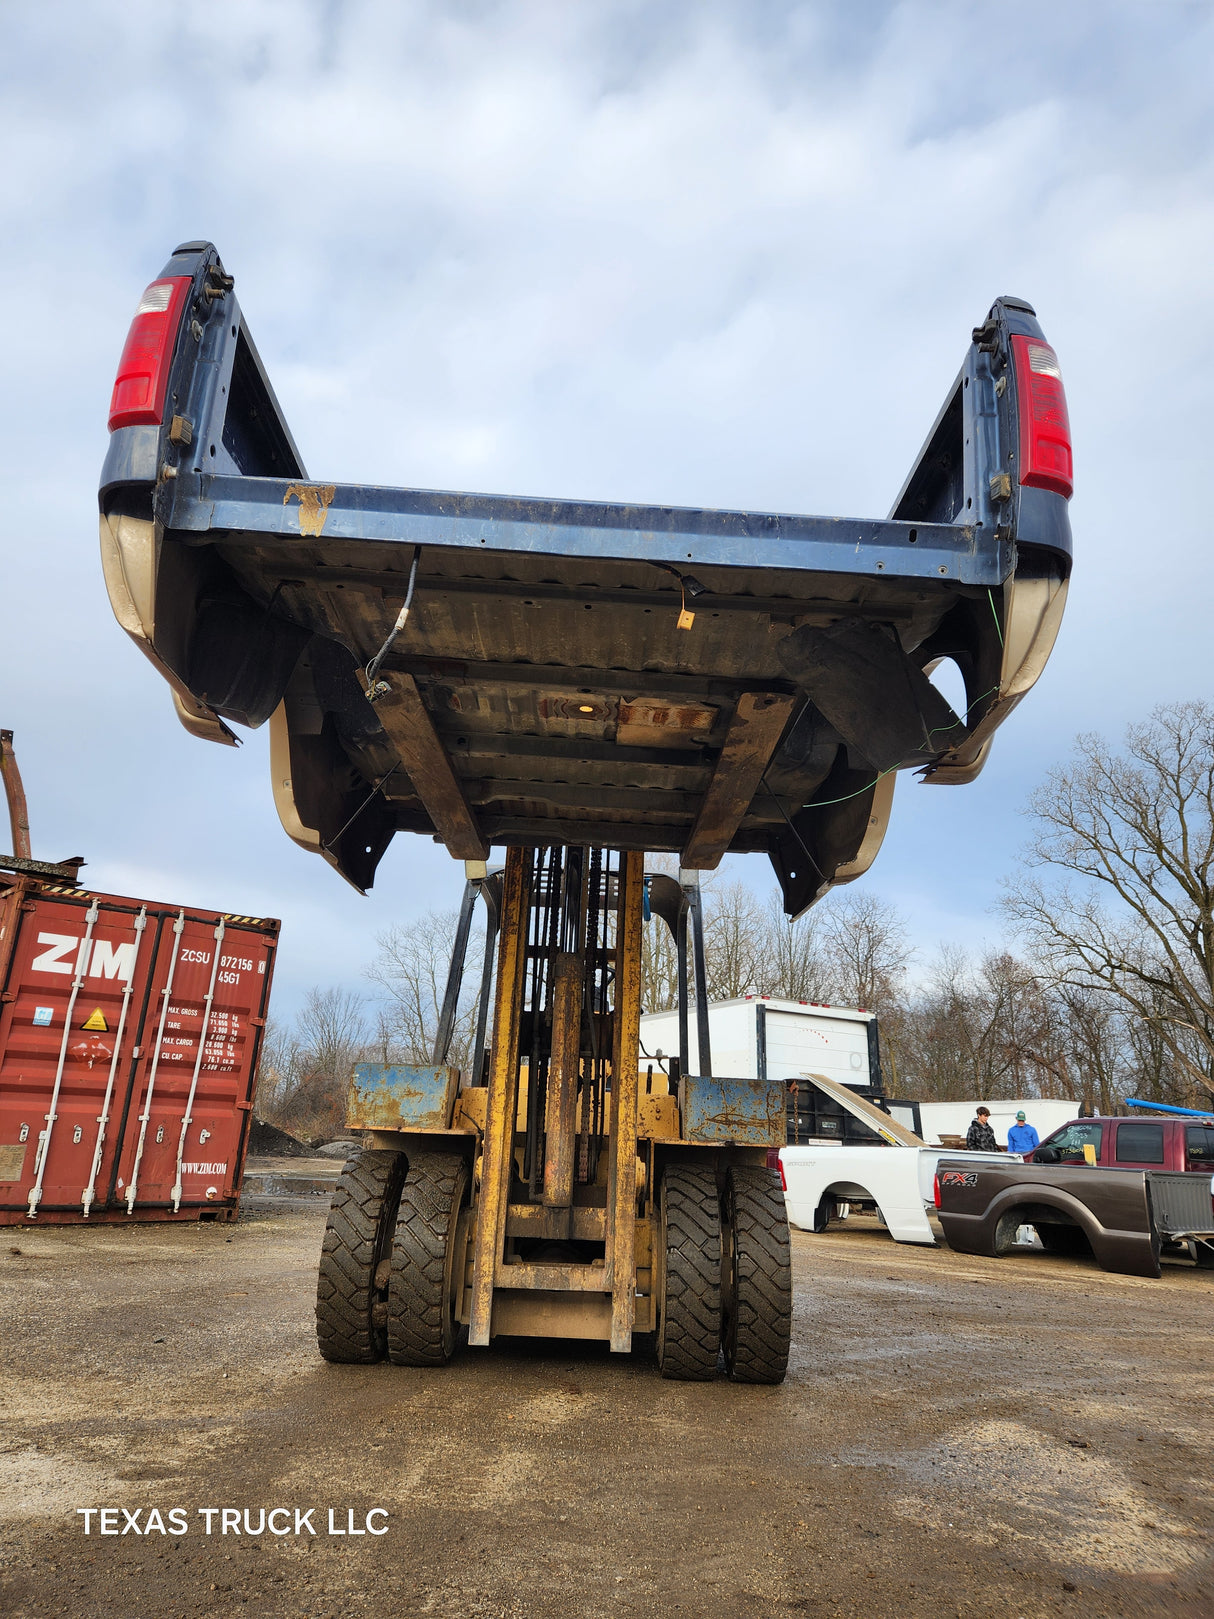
[988,588,1004,648]
[794,682,1002,811]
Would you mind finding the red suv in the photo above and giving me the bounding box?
[1033,1115,1214,1173]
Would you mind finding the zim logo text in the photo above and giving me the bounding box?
[31,933,137,983]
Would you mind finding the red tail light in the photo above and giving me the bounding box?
[1011,334,1073,500]
[777,1155,787,1191]
[932,1171,941,1209]
[108,276,192,431]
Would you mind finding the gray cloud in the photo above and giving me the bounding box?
[2,0,1211,1010]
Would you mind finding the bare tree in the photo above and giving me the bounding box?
[702,879,768,1000]
[1052,982,1125,1116]
[819,890,910,1013]
[366,908,483,1072]
[757,892,829,1002]
[253,1015,303,1119]
[296,986,368,1079]
[253,989,368,1143]
[1004,702,1214,1102]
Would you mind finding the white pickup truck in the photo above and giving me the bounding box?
[778,1076,1017,1244]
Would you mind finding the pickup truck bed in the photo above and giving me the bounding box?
[781,1142,1015,1244]
[936,1157,1214,1279]
[100,242,1072,908]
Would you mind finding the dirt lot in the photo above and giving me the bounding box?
[1,1194,1211,1619]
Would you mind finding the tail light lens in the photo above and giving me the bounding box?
[932,1171,941,1209]
[777,1155,787,1192]
[1011,334,1073,500]
[108,276,192,431]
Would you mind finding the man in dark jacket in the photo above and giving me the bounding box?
[966,1106,997,1151]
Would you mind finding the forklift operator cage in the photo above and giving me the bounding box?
[100,243,1071,913]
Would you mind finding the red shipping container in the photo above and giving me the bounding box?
[0,875,278,1224]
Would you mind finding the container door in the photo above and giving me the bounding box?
[111,915,275,1211]
[0,892,153,1215]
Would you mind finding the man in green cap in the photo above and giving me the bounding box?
[1007,1111,1040,1155]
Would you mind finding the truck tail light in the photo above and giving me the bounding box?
[932,1171,941,1209]
[108,277,192,431]
[1011,334,1073,500]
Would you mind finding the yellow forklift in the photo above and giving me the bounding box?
[318,848,791,1381]
[97,242,1072,1380]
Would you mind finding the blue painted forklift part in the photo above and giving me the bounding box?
[347,1063,460,1131]
[678,1074,787,1147]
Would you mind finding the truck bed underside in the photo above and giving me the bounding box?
[100,244,1072,910]
[217,533,972,839]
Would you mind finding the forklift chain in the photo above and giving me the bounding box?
[656,1164,722,1381]
[315,1150,407,1364]
[386,1150,471,1366]
[721,1165,792,1385]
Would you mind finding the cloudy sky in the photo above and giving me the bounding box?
[2,0,1212,1019]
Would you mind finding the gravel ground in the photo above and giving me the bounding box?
[1,1199,1211,1619]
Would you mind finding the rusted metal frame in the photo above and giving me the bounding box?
[480,782,704,816]
[0,854,86,882]
[0,731,32,860]
[465,817,781,851]
[432,877,480,1064]
[490,1290,612,1341]
[681,692,798,870]
[505,1203,606,1240]
[443,732,713,772]
[400,655,794,702]
[369,673,489,860]
[493,1260,608,1292]
[348,1064,461,1131]
[468,848,530,1346]
[606,850,644,1351]
[542,950,583,1208]
[632,1212,655,1332]
[267,563,922,621]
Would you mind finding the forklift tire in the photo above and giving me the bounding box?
[316,1150,407,1364]
[387,1151,471,1366]
[721,1165,792,1384]
[656,1164,722,1381]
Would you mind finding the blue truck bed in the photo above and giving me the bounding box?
[100,242,1071,910]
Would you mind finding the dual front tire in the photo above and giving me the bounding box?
[317,1149,793,1384]
[316,1149,469,1366]
[656,1162,792,1385]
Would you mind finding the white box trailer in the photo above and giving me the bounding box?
[638,996,879,1089]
